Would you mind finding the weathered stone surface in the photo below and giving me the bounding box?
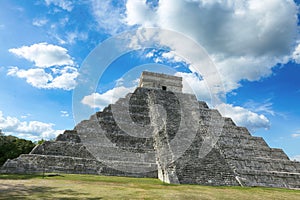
[1,71,300,189]
[56,130,81,143]
[31,141,95,159]
[139,71,183,92]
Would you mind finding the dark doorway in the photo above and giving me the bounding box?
[162,86,167,91]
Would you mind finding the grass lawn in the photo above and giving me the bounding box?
[0,173,299,200]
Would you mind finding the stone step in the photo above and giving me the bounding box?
[217,135,268,147]
[74,117,101,130]
[220,145,289,160]
[227,157,300,173]
[103,133,154,150]
[82,145,156,163]
[30,141,95,159]
[76,128,117,148]
[114,97,127,104]
[237,169,300,188]
[1,154,158,178]
[223,117,236,126]
[123,98,148,106]
[176,93,198,104]
[99,112,151,125]
[111,102,150,111]
[220,126,251,137]
[198,101,209,108]
[199,122,251,137]
[56,130,81,143]
[1,154,102,175]
[199,108,222,118]
[99,160,157,174]
[98,107,150,117]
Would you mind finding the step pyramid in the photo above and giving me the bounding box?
[1,71,300,189]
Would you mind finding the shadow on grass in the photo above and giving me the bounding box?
[0,174,44,180]
[0,183,102,200]
[0,173,64,180]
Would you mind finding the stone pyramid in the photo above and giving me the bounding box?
[2,71,300,189]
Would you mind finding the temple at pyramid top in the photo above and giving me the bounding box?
[138,71,183,93]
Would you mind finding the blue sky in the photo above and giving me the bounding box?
[0,0,300,161]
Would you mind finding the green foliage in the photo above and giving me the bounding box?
[37,139,46,145]
[0,133,36,166]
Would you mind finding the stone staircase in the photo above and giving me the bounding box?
[211,107,300,188]
[73,88,157,177]
[1,87,300,188]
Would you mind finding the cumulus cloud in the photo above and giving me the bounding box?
[175,72,212,102]
[125,0,157,26]
[9,43,74,68]
[215,103,270,132]
[47,66,79,90]
[7,66,78,90]
[8,67,52,88]
[8,43,78,90]
[0,111,63,141]
[291,155,300,162]
[292,44,300,64]
[45,0,74,12]
[82,86,135,109]
[126,0,297,56]
[124,0,298,93]
[115,0,298,133]
[173,72,271,131]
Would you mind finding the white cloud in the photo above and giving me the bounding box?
[124,0,298,94]
[60,111,69,117]
[243,99,275,116]
[65,31,88,44]
[7,66,78,90]
[215,103,270,132]
[8,67,53,88]
[47,66,79,90]
[32,18,48,27]
[292,43,300,64]
[125,0,157,26]
[45,0,74,12]
[0,111,62,141]
[21,114,31,119]
[89,0,127,34]
[126,0,297,57]
[7,42,78,90]
[9,43,74,68]
[292,131,300,138]
[117,1,296,134]
[175,72,212,102]
[82,86,135,109]
[291,155,300,162]
[161,51,188,64]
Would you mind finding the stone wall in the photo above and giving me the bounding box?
[139,71,183,92]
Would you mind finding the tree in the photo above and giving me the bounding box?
[37,139,46,145]
[0,132,36,166]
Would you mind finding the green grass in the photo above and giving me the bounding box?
[0,173,299,200]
